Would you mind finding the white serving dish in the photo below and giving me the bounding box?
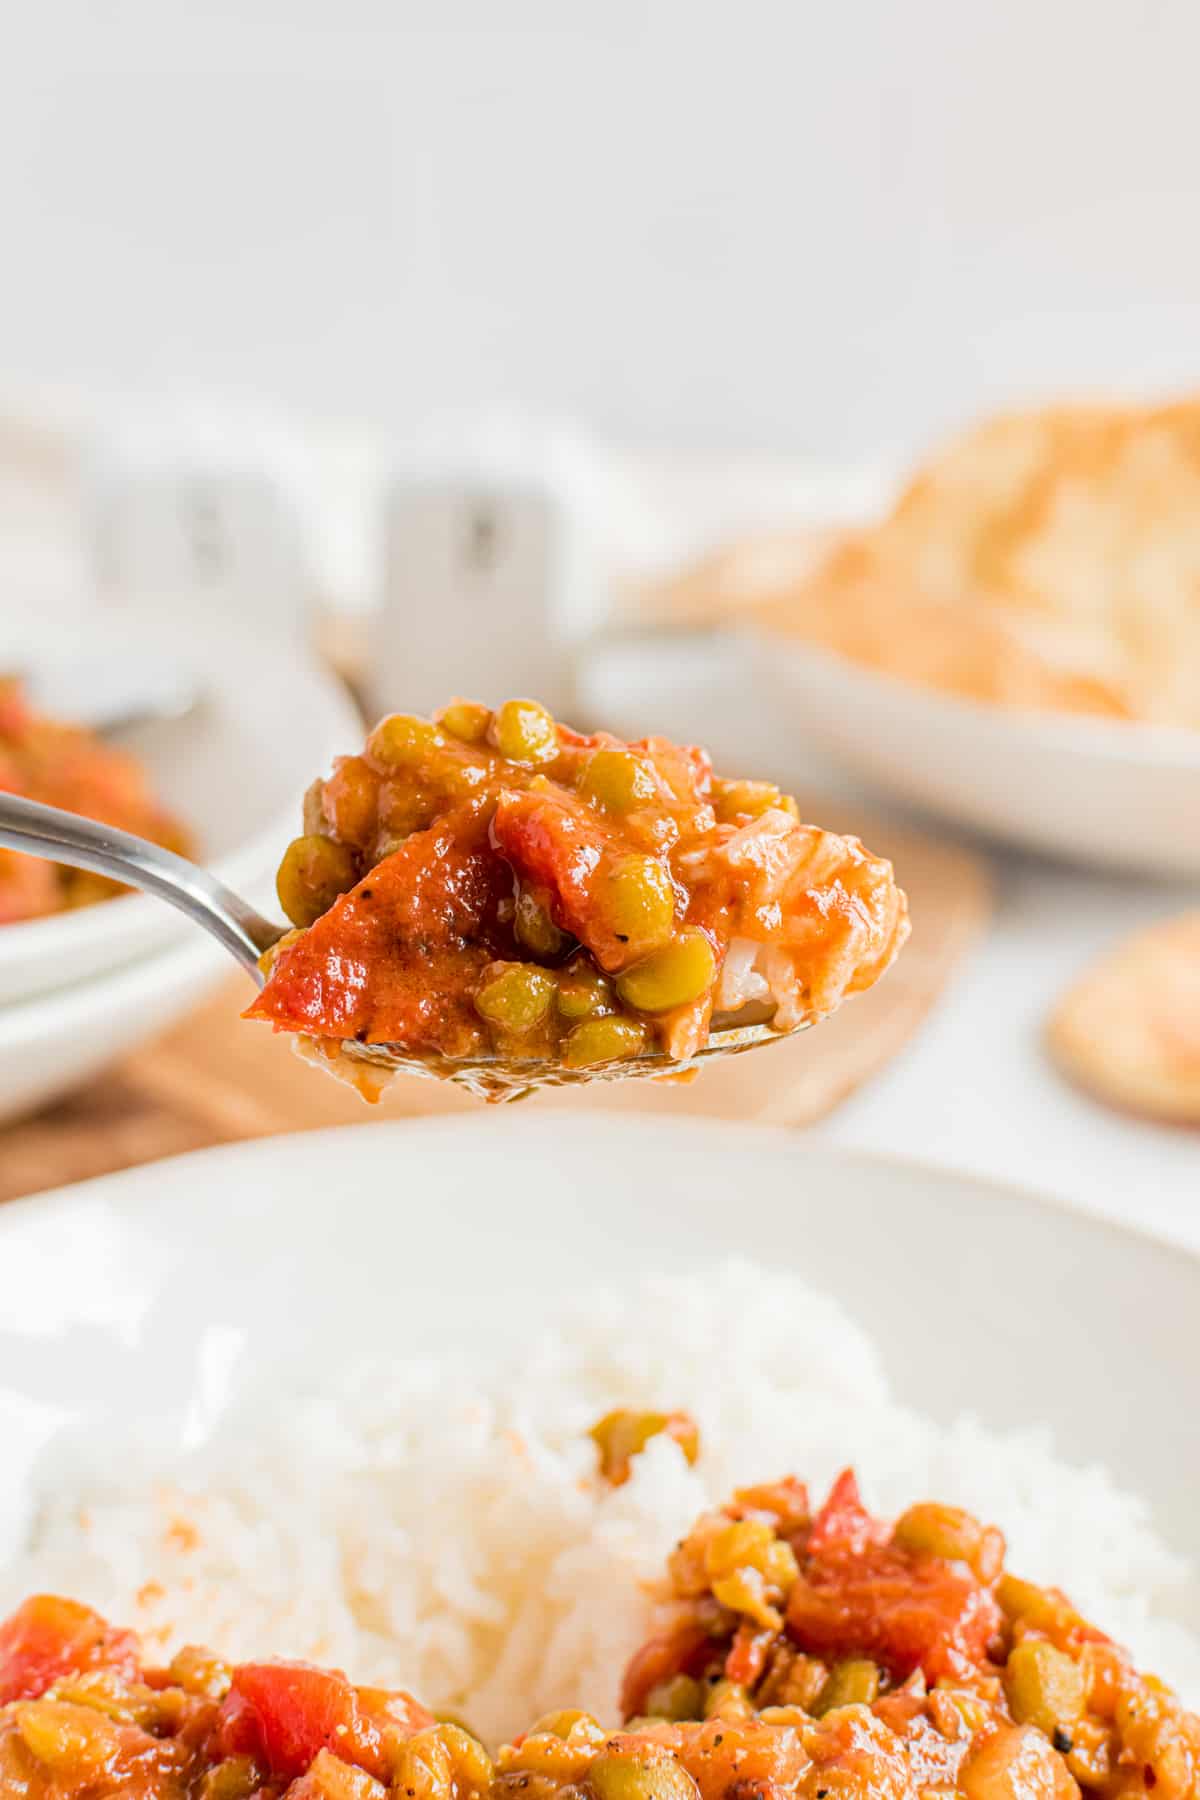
[0,618,362,1005]
[0,930,233,1124]
[0,1116,1196,1589]
[750,633,1200,878]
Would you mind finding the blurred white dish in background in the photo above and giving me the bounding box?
[21,647,202,735]
[0,930,229,1124]
[750,632,1200,878]
[0,616,362,1006]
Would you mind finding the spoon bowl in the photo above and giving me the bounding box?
[325,1005,805,1102]
[0,792,806,1100]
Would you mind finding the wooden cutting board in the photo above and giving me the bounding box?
[0,797,990,1203]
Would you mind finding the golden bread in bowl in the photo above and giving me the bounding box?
[753,398,1200,728]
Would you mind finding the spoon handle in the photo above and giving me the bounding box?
[0,792,283,980]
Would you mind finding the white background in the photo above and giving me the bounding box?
[4,0,1200,458]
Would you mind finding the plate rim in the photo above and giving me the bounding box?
[4,1110,1197,1279]
[0,925,231,1043]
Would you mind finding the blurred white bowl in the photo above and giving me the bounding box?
[750,633,1200,877]
[0,931,230,1123]
[0,620,362,1005]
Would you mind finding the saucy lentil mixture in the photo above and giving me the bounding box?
[0,679,192,924]
[247,699,908,1075]
[4,1464,1195,1800]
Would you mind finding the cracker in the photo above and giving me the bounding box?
[1047,912,1200,1124]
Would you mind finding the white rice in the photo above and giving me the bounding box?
[3,1262,1197,1745]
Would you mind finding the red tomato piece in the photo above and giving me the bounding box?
[0,1594,139,1703]
[217,1661,430,1783]
[493,788,677,972]
[492,789,618,959]
[248,818,513,1053]
[787,1476,1001,1685]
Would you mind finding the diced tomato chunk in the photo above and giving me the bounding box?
[493,788,676,971]
[217,1663,373,1780]
[492,789,619,961]
[787,1474,1001,1684]
[787,1552,1001,1684]
[0,1594,139,1703]
[217,1661,432,1784]
[248,820,512,1052]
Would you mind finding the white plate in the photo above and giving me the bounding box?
[0,1116,1196,1574]
[0,929,233,1123]
[750,633,1200,878]
[0,618,362,1005]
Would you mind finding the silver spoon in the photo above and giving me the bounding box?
[0,792,803,1101]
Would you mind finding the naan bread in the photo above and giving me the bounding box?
[754,399,1200,728]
